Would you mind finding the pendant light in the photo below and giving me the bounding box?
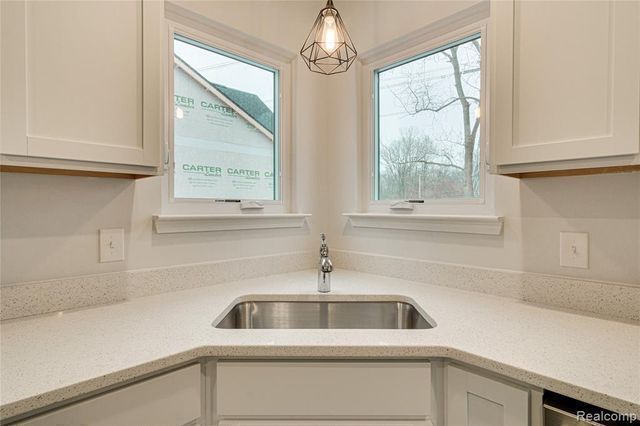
[300,0,357,75]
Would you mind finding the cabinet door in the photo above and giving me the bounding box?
[446,365,528,426]
[17,364,202,426]
[491,0,640,167]
[1,0,162,167]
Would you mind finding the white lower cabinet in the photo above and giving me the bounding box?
[17,364,202,426]
[10,360,543,426]
[214,361,432,425]
[445,365,531,426]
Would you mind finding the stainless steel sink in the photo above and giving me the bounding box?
[214,300,433,329]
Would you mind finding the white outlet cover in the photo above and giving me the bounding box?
[99,228,124,263]
[559,231,589,269]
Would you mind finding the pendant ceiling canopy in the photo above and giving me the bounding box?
[300,0,357,75]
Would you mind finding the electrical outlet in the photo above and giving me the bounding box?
[99,228,124,263]
[559,232,589,269]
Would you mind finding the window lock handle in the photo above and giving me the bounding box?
[240,201,265,211]
[390,200,417,211]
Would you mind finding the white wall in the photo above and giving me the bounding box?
[1,0,639,286]
[326,1,640,285]
[0,0,330,284]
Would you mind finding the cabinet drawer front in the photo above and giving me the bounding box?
[18,364,201,426]
[216,361,430,417]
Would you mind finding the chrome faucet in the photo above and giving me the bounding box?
[318,233,333,293]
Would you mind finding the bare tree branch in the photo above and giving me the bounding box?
[472,39,481,55]
[448,45,475,196]
[470,117,480,146]
[396,160,464,171]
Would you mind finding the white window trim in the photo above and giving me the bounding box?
[357,15,496,218]
[161,4,296,216]
[343,213,503,236]
[153,213,311,234]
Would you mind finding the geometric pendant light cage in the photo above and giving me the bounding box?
[300,0,357,75]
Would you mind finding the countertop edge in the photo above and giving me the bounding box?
[2,344,638,421]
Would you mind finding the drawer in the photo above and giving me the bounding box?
[216,361,430,417]
[18,364,202,426]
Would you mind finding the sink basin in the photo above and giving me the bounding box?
[214,299,433,329]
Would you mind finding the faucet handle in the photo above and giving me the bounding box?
[320,233,329,257]
[320,256,333,273]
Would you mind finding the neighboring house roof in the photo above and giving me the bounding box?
[211,83,274,134]
[174,54,274,137]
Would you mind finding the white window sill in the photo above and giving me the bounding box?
[343,213,503,235]
[153,214,311,234]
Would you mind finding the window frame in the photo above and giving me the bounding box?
[163,21,293,215]
[359,22,493,215]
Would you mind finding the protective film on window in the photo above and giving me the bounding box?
[375,34,481,201]
[173,35,279,201]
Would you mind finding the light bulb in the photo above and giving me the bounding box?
[475,107,481,119]
[322,15,337,53]
[175,107,184,119]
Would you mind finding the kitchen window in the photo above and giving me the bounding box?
[164,21,293,215]
[173,35,279,201]
[361,24,493,216]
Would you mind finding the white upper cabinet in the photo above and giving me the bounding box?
[490,0,640,175]
[1,0,163,176]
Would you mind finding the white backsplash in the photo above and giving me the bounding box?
[0,252,316,321]
[332,250,640,322]
[2,249,638,322]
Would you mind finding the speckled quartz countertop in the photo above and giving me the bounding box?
[1,270,639,420]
